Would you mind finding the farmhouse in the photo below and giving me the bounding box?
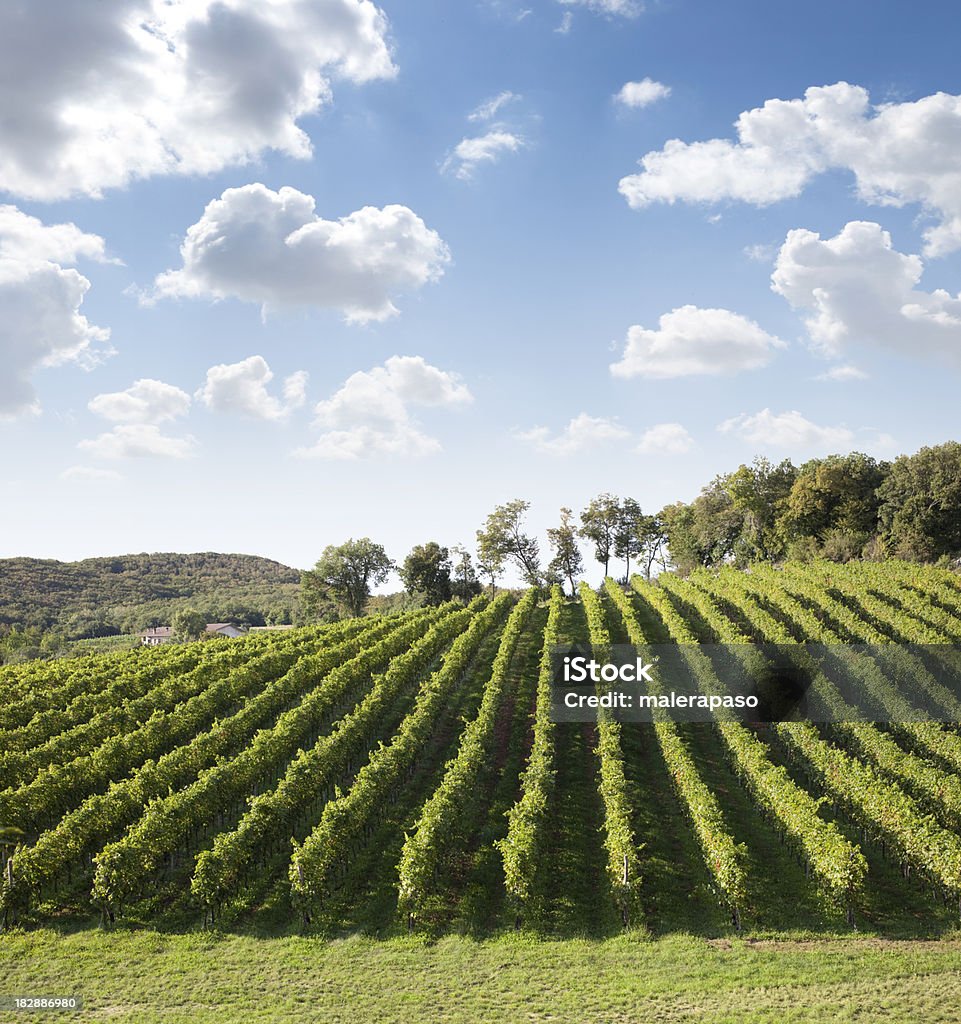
[140,626,174,646]
[139,622,246,646]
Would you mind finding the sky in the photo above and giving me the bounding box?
[3,0,961,581]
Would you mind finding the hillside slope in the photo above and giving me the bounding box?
[0,552,302,635]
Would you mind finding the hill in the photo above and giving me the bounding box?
[0,552,302,636]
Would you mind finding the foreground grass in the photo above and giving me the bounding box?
[2,930,961,1023]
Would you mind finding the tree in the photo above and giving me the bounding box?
[637,513,669,579]
[547,507,584,596]
[475,533,505,597]
[172,608,206,641]
[778,453,889,559]
[579,493,621,577]
[878,442,961,561]
[398,542,453,605]
[613,497,646,580]
[477,500,542,586]
[659,483,744,575]
[301,538,394,620]
[450,545,482,601]
[723,457,797,563]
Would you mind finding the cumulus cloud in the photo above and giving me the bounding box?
[83,378,195,456]
[197,355,307,420]
[88,378,191,424]
[442,130,525,181]
[517,413,630,455]
[78,424,197,460]
[771,220,961,364]
[0,0,394,201]
[636,422,695,455]
[0,207,117,265]
[619,82,961,256]
[295,355,471,459]
[610,305,785,379]
[718,409,854,450]
[615,79,671,109]
[0,259,111,417]
[468,91,519,122]
[152,184,449,323]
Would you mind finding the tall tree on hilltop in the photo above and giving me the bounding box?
[301,538,394,620]
[878,442,961,561]
[399,542,453,605]
[475,532,505,597]
[547,507,584,596]
[723,457,797,563]
[477,499,541,587]
[579,493,621,577]
[450,545,482,600]
[613,497,646,580]
[637,513,669,579]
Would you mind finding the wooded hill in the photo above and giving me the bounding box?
[0,552,301,636]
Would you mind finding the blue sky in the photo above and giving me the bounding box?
[3,0,961,580]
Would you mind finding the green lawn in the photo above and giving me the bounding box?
[3,930,961,1023]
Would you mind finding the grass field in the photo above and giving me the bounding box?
[3,930,961,1023]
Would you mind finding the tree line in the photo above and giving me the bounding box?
[300,441,961,619]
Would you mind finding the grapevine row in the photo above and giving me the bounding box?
[498,585,565,918]
[5,614,421,905]
[690,570,961,900]
[0,617,389,831]
[396,589,537,922]
[288,593,515,921]
[636,574,867,909]
[90,608,446,914]
[190,600,482,916]
[603,579,747,924]
[578,582,642,924]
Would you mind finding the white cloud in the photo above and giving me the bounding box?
[559,0,643,16]
[468,91,519,122]
[771,220,961,363]
[636,422,694,455]
[296,355,471,459]
[0,206,117,265]
[517,413,630,455]
[718,409,854,450]
[296,425,440,459]
[555,11,574,33]
[152,184,450,323]
[619,82,961,256]
[283,371,310,408]
[615,79,671,109]
[442,130,525,181]
[0,258,111,417]
[816,364,869,382]
[78,424,197,460]
[89,379,191,424]
[0,207,114,417]
[60,465,123,482]
[610,305,785,379]
[197,355,307,420]
[0,0,394,201]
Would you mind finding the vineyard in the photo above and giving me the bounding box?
[4,560,961,940]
